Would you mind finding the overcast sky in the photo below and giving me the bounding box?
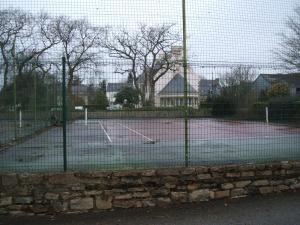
[0,0,299,82]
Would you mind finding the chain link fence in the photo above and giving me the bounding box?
[0,0,300,172]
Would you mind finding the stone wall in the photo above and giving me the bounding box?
[1,161,300,215]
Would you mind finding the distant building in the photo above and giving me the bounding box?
[71,85,89,105]
[106,83,128,104]
[199,79,221,102]
[253,73,300,97]
[137,46,201,108]
[157,73,199,108]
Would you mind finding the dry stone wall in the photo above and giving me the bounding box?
[1,161,300,215]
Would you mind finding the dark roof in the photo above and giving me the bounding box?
[259,73,300,86]
[158,74,197,95]
[71,85,88,95]
[199,79,220,88]
[107,83,128,92]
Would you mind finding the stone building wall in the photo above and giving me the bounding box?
[1,161,300,215]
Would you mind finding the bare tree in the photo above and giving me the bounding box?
[222,66,256,87]
[0,9,27,87]
[11,13,59,78]
[54,16,107,96]
[277,6,300,69]
[221,66,256,106]
[104,24,180,106]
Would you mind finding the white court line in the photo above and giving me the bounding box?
[189,135,298,142]
[99,122,113,143]
[119,123,155,143]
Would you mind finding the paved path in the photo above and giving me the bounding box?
[1,192,300,225]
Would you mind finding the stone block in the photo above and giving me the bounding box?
[18,174,43,185]
[52,201,68,212]
[84,190,103,196]
[156,197,171,207]
[162,176,178,184]
[197,174,212,180]
[291,162,300,168]
[210,166,224,172]
[285,178,298,185]
[241,171,255,177]
[113,200,140,208]
[180,168,196,175]
[95,196,112,210]
[259,186,274,194]
[157,169,180,176]
[1,174,18,186]
[195,166,209,173]
[221,183,234,190]
[226,172,240,178]
[71,184,85,191]
[0,196,12,206]
[133,192,150,198]
[256,170,272,176]
[45,193,59,200]
[231,188,247,198]
[151,188,169,197]
[61,192,81,200]
[252,180,269,186]
[141,170,156,177]
[170,192,188,202]
[187,183,199,192]
[30,204,48,214]
[48,174,79,185]
[128,187,145,192]
[214,190,230,199]
[113,171,140,177]
[291,183,300,189]
[114,193,133,200]
[275,185,290,192]
[235,181,251,188]
[70,197,94,210]
[14,196,33,204]
[189,189,210,202]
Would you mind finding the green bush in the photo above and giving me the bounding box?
[210,97,236,117]
[249,102,268,120]
[268,96,300,121]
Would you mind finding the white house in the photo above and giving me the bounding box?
[253,73,300,97]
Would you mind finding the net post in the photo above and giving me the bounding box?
[19,107,22,128]
[266,107,269,124]
[85,96,88,126]
[62,56,67,172]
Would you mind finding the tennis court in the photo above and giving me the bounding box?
[0,118,299,172]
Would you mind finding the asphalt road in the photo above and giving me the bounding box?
[1,192,300,225]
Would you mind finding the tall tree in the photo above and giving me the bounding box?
[54,16,107,100]
[11,13,59,77]
[277,6,300,69]
[104,24,180,106]
[0,10,27,87]
[221,66,256,106]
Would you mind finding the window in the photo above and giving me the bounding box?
[296,87,300,95]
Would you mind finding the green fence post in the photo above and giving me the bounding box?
[182,0,189,167]
[13,51,17,141]
[62,57,67,172]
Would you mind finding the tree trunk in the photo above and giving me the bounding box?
[143,78,155,107]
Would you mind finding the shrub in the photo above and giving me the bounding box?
[210,97,236,117]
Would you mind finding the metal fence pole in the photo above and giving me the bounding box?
[182,0,189,167]
[62,57,67,171]
[13,48,17,141]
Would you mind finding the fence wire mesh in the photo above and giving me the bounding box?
[0,0,300,172]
